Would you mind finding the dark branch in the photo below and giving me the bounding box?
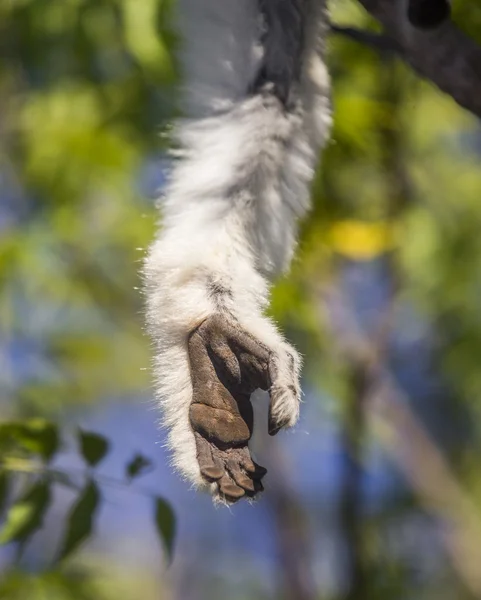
[353,0,481,119]
[330,24,402,54]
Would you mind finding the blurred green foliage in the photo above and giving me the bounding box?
[0,419,174,568]
[0,0,178,415]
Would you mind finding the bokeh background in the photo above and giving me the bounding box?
[2,0,481,598]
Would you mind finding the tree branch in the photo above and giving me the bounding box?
[330,24,402,54]
[354,0,481,118]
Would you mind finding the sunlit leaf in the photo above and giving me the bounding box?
[58,480,100,561]
[20,420,60,462]
[328,219,398,260]
[78,430,109,467]
[154,497,176,561]
[0,420,59,462]
[0,481,51,545]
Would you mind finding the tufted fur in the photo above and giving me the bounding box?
[143,0,332,498]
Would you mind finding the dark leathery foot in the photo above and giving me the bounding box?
[188,314,298,502]
[194,433,266,503]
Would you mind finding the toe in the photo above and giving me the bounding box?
[241,456,257,474]
[195,432,225,482]
[201,465,224,481]
[218,475,245,502]
[228,463,256,493]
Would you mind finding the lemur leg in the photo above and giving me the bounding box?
[188,314,300,502]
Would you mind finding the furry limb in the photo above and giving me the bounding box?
[144,0,331,503]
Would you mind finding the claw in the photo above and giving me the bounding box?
[268,419,282,436]
[252,462,267,479]
[254,479,264,493]
[268,405,288,436]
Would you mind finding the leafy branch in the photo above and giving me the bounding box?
[0,419,176,565]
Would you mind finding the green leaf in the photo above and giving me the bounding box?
[0,481,51,545]
[154,497,176,561]
[78,430,109,467]
[21,420,60,462]
[0,420,59,462]
[58,480,100,561]
[126,453,153,480]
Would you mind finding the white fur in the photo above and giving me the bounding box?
[144,0,332,491]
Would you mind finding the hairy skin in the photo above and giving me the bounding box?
[188,314,299,502]
[143,0,331,503]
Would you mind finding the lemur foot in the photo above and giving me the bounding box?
[188,314,300,503]
[194,432,266,501]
